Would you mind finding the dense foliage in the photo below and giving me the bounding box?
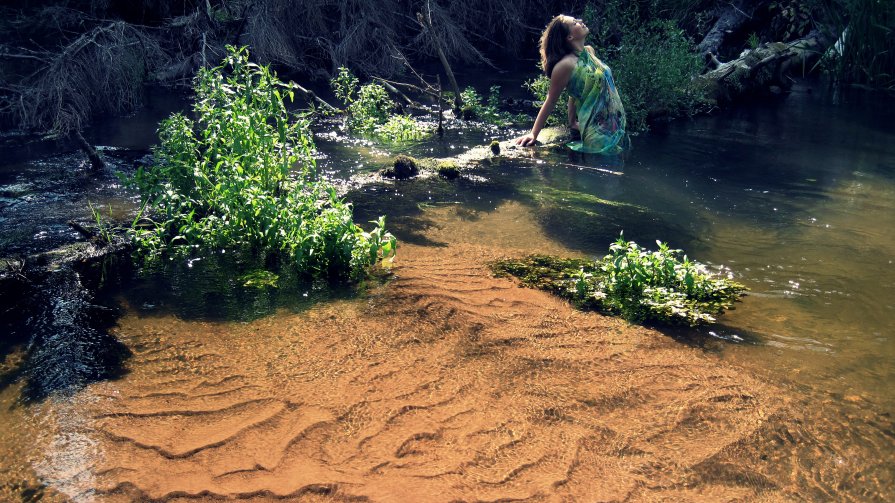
[131,47,395,279]
[331,66,429,142]
[584,2,706,131]
[493,235,747,326]
[819,0,895,90]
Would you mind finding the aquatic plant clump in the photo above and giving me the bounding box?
[130,46,395,279]
[330,67,430,143]
[459,86,529,126]
[493,235,747,326]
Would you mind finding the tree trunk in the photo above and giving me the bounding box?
[697,0,767,56]
[416,11,462,111]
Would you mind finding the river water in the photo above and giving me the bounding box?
[0,80,893,499]
[326,82,895,409]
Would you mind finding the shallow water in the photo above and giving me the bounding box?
[319,83,895,410]
[1,81,893,499]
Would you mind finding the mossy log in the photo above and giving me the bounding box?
[698,29,835,105]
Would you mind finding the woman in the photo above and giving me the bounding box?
[515,15,626,154]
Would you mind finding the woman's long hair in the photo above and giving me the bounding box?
[540,15,573,77]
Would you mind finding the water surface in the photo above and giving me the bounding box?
[1,80,893,499]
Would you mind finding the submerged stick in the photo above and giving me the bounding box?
[437,74,443,136]
[71,129,105,171]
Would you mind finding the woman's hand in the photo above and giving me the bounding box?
[515,133,538,147]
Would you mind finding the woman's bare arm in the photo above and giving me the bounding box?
[515,58,575,146]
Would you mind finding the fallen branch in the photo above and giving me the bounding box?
[290,82,339,113]
[67,220,97,240]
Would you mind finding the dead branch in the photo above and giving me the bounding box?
[372,77,427,110]
[0,21,167,135]
[416,10,462,110]
[289,82,339,113]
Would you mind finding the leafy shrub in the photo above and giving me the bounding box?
[493,234,746,326]
[584,2,705,131]
[819,0,895,90]
[130,46,395,279]
[611,20,704,131]
[330,66,429,142]
[375,114,427,142]
[331,66,359,105]
[459,86,528,126]
[347,81,394,133]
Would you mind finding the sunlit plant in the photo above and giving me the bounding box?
[587,235,746,325]
[459,85,528,126]
[330,66,429,142]
[130,46,395,279]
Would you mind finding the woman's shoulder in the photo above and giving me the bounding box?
[555,53,578,71]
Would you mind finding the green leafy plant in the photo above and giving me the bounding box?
[331,66,359,105]
[330,66,429,142]
[493,234,747,326]
[747,32,761,49]
[130,46,395,279]
[375,114,427,142]
[459,86,528,126]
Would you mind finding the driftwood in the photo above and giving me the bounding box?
[699,29,835,104]
[372,77,427,111]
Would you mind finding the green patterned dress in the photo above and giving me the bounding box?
[566,48,627,154]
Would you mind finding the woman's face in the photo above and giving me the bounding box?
[565,17,589,42]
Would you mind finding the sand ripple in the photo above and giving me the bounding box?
[16,242,891,501]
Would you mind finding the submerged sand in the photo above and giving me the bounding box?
[2,203,891,501]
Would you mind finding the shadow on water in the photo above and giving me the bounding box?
[649,320,766,352]
[345,148,679,256]
[1,248,384,402]
[113,250,374,323]
[1,265,130,403]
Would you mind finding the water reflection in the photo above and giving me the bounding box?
[19,268,130,402]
